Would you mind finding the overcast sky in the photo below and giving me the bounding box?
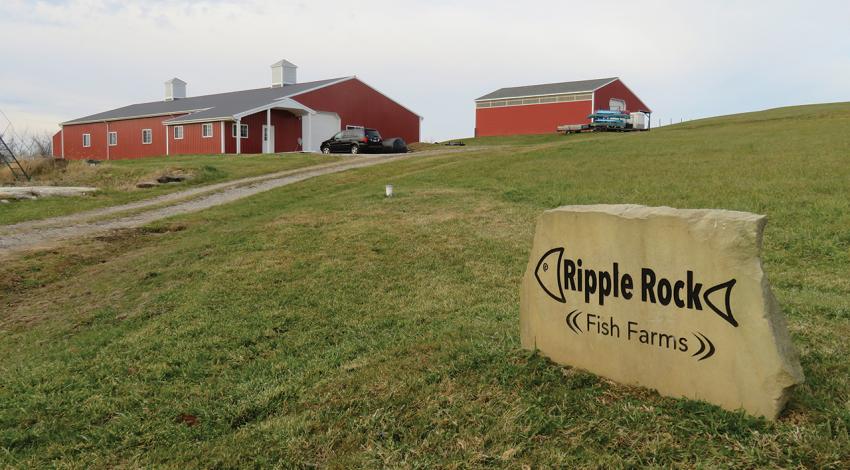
[1,0,849,141]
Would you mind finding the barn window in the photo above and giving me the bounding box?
[609,98,626,111]
[540,96,557,104]
[523,98,540,105]
[506,99,523,106]
[574,93,592,101]
[142,129,152,144]
[108,132,117,146]
[82,134,91,147]
[173,126,184,140]
[232,124,248,139]
[202,123,213,138]
[491,101,506,107]
[558,95,575,102]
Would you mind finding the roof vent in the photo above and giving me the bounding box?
[164,78,187,101]
[271,60,297,87]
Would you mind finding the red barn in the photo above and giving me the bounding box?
[474,77,651,137]
[53,60,421,160]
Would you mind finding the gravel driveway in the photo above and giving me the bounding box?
[0,148,471,256]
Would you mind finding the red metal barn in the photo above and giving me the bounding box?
[474,78,651,137]
[53,60,421,160]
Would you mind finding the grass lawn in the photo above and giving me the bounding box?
[0,153,341,225]
[456,132,600,146]
[1,103,849,467]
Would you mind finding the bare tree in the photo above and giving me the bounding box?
[28,131,53,158]
[1,108,53,160]
[1,129,53,160]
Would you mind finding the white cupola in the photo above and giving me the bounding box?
[164,77,187,101]
[271,60,297,87]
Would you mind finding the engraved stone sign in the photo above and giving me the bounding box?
[520,204,804,419]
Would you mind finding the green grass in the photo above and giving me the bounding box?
[0,153,341,225]
[457,132,598,146]
[2,103,850,467]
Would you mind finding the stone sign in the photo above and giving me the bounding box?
[520,204,804,419]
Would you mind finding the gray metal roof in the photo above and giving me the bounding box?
[63,77,350,125]
[476,77,618,101]
[271,59,297,67]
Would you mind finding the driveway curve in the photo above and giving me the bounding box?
[0,148,473,256]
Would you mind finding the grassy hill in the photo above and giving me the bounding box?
[0,153,340,225]
[2,103,849,467]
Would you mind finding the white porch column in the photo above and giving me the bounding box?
[265,108,272,153]
[220,122,225,154]
[106,122,110,160]
[305,113,312,152]
[236,118,241,155]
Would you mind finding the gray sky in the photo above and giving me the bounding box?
[2,0,849,141]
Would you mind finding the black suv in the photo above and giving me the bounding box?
[320,128,383,154]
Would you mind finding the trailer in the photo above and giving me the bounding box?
[557,110,651,134]
[556,124,590,134]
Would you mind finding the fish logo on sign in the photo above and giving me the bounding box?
[535,248,567,303]
[535,247,739,328]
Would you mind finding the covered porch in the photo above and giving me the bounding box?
[228,98,341,154]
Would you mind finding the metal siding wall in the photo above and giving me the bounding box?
[62,122,108,160]
[103,115,179,159]
[52,131,62,157]
[169,122,222,155]
[225,124,236,153]
[271,109,301,152]
[59,115,202,160]
[593,80,651,113]
[293,79,420,143]
[235,113,265,154]
[474,100,593,137]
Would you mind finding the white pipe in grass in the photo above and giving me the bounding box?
[385,184,394,197]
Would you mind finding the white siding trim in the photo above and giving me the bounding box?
[232,97,314,120]
[166,116,233,125]
[235,118,241,154]
[476,78,618,102]
[220,121,225,153]
[264,109,272,154]
[475,89,597,103]
[63,108,209,126]
[477,93,593,109]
